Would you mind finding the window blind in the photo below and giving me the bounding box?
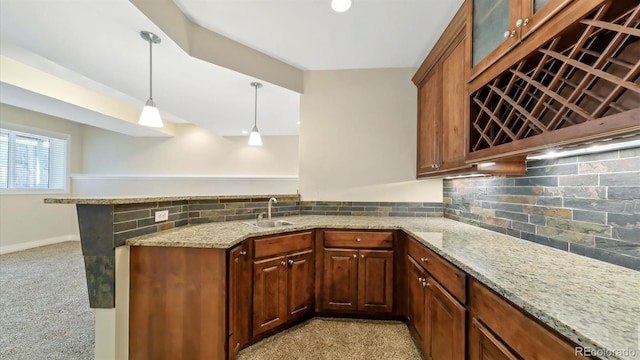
[0,127,68,191]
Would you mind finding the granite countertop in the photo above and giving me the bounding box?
[44,193,298,204]
[127,215,640,360]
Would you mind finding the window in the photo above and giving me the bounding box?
[0,126,68,192]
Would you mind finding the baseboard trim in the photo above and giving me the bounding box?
[0,235,80,255]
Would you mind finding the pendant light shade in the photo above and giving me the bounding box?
[248,82,263,146]
[139,31,164,128]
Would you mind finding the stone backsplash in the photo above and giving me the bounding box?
[299,201,443,217]
[112,195,301,245]
[444,147,640,271]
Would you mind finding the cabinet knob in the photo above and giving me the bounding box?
[352,254,357,258]
[503,30,516,38]
[288,259,294,265]
[361,254,365,259]
[422,280,430,288]
[281,261,286,266]
[356,237,361,242]
[239,251,247,256]
[420,257,428,263]
[418,277,425,282]
[515,18,529,27]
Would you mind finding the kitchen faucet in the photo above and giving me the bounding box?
[268,197,277,219]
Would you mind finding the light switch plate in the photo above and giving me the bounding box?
[155,210,169,222]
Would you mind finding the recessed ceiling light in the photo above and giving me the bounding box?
[242,130,248,135]
[331,0,352,13]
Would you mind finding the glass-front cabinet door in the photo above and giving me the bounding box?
[469,0,574,77]
[469,0,522,75]
[520,0,573,39]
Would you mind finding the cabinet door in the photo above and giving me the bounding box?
[228,245,250,359]
[520,0,573,39]
[470,0,521,70]
[417,66,442,175]
[357,249,394,313]
[321,248,358,311]
[286,250,314,320]
[440,35,468,169]
[406,256,428,345]
[253,256,287,337]
[469,318,519,360]
[425,277,466,360]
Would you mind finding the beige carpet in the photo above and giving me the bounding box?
[237,318,421,360]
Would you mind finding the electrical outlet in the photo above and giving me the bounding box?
[155,210,169,222]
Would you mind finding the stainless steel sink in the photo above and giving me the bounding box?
[245,219,295,228]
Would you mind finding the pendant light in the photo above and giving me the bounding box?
[248,82,263,146]
[331,0,352,12]
[138,31,164,128]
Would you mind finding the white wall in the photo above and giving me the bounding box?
[78,124,299,196]
[0,104,82,252]
[299,68,442,202]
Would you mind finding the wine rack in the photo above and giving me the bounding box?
[469,1,640,155]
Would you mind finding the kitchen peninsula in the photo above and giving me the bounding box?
[46,195,639,360]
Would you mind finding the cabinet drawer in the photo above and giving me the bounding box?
[469,279,588,360]
[324,230,393,249]
[254,231,312,259]
[407,236,466,304]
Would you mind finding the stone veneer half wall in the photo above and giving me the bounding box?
[444,147,640,271]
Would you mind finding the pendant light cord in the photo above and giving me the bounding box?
[254,84,258,128]
[149,38,153,100]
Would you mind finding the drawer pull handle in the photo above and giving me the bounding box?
[288,259,294,265]
[421,257,428,263]
[361,254,365,259]
[239,251,247,256]
[422,280,429,288]
[352,254,357,258]
[356,237,361,242]
[281,261,286,266]
[418,277,424,282]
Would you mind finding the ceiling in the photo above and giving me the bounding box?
[0,0,463,137]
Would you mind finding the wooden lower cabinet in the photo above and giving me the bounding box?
[426,277,466,360]
[469,318,519,360]
[253,249,313,338]
[229,244,250,360]
[129,246,227,360]
[469,279,589,360]
[407,256,428,345]
[321,248,394,313]
[407,254,466,360]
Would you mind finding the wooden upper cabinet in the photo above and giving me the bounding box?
[417,66,442,175]
[467,0,640,162]
[468,0,573,79]
[440,36,469,169]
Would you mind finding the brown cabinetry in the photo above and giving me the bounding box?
[414,5,526,178]
[253,232,314,338]
[229,244,251,360]
[468,0,573,78]
[468,278,589,360]
[467,0,640,162]
[129,247,227,360]
[405,237,466,360]
[319,230,394,313]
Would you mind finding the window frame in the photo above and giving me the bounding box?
[0,122,70,194]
